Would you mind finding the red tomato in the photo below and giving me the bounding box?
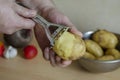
[0,41,5,57]
[23,45,38,59]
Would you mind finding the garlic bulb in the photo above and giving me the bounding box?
[4,46,18,59]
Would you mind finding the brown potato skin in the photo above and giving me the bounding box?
[83,52,96,60]
[97,55,114,60]
[84,39,104,57]
[105,49,120,59]
[92,30,118,49]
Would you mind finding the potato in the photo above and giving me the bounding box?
[84,40,104,57]
[83,52,96,60]
[115,33,120,51]
[105,49,120,59]
[53,31,86,60]
[97,55,114,60]
[92,30,118,49]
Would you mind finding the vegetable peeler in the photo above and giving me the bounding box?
[32,15,69,46]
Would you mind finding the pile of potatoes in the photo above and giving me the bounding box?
[83,29,120,60]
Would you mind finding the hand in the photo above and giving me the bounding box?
[20,0,82,67]
[0,0,36,34]
[34,9,82,67]
[40,8,82,67]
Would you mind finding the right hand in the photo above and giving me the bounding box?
[0,0,37,34]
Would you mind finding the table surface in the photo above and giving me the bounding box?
[0,33,120,80]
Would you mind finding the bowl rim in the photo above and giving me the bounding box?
[79,57,120,63]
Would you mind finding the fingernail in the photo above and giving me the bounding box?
[62,60,72,65]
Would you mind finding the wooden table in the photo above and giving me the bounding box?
[0,34,120,80]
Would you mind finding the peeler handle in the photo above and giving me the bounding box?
[33,15,51,28]
[33,15,54,46]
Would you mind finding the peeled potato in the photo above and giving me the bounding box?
[53,31,86,60]
[97,55,114,60]
[105,49,120,59]
[84,39,104,57]
[83,52,96,60]
[92,30,118,49]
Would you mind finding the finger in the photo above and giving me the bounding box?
[62,60,72,65]
[49,50,56,67]
[14,3,37,18]
[55,55,72,67]
[69,27,83,37]
[55,56,64,67]
[55,55,61,63]
[60,60,72,67]
[16,15,35,29]
[57,60,72,67]
[43,47,50,60]
[0,28,16,34]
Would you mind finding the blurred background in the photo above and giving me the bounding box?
[53,0,120,33]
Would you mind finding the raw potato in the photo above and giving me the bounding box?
[84,39,104,57]
[105,49,120,59]
[92,30,118,49]
[83,52,96,60]
[53,31,86,60]
[97,55,114,60]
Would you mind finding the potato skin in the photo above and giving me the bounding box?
[92,30,118,49]
[53,31,86,60]
[83,52,96,60]
[105,49,120,59]
[84,39,104,57]
[97,55,114,60]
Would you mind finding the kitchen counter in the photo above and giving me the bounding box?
[0,34,120,80]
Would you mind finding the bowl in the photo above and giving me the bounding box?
[78,31,120,73]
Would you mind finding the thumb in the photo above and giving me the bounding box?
[69,27,83,37]
[14,3,37,18]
